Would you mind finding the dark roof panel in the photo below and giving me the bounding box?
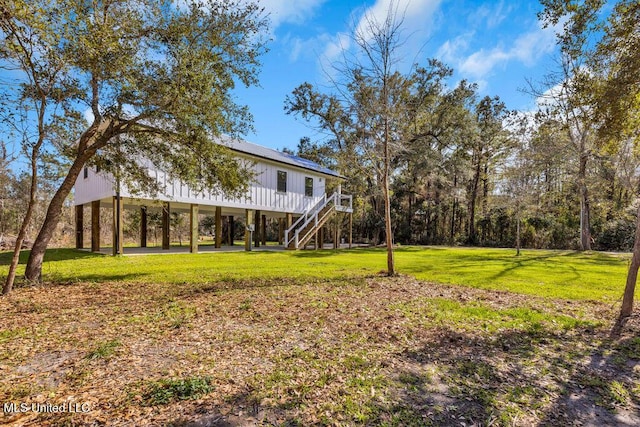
[219,135,341,178]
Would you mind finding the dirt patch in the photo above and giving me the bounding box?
[0,276,638,426]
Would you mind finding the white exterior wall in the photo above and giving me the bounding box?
[74,166,115,205]
[74,156,329,215]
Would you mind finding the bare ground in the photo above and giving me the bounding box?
[1,275,639,426]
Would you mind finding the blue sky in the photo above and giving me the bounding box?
[235,0,561,151]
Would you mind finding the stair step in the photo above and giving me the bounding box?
[285,192,351,249]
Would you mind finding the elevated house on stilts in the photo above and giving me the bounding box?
[73,136,353,254]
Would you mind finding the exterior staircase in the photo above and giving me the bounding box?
[284,192,353,250]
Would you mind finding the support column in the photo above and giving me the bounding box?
[112,196,123,256]
[278,218,284,245]
[261,214,267,246]
[245,209,254,251]
[333,220,338,249]
[140,206,147,248]
[215,206,222,248]
[162,202,170,250]
[190,203,199,253]
[285,213,293,248]
[75,205,84,249]
[91,200,100,252]
[349,212,353,249]
[228,216,234,246]
[254,210,261,247]
[336,216,342,249]
[319,226,324,250]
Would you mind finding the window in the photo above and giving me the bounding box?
[277,170,287,193]
[305,177,313,197]
[83,166,88,179]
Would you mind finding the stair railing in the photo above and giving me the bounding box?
[285,192,337,248]
[287,193,326,236]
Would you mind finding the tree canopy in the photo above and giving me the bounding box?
[0,0,269,282]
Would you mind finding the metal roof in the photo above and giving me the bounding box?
[218,135,342,178]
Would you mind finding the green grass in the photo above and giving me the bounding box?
[85,339,121,360]
[1,246,637,426]
[0,246,630,302]
[139,376,214,405]
[390,297,595,333]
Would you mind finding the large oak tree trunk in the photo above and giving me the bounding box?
[24,157,88,281]
[613,203,640,336]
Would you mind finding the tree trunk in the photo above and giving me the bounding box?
[468,155,481,244]
[516,205,521,257]
[580,192,591,250]
[4,97,46,294]
[482,162,489,217]
[24,156,88,282]
[450,172,457,245]
[383,117,394,275]
[3,171,38,294]
[578,152,591,251]
[434,187,440,244]
[613,203,640,336]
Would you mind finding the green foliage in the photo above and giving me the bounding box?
[85,339,121,360]
[608,380,631,406]
[0,0,270,281]
[160,301,196,329]
[597,218,636,251]
[140,376,213,405]
[391,297,597,334]
[0,327,28,344]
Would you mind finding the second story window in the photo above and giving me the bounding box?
[277,170,287,193]
[305,177,313,197]
[83,166,88,179]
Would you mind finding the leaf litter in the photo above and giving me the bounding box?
[0,275,638,426]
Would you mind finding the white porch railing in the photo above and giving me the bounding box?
[284,192,352,249]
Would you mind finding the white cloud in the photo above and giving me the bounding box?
[458,22,557,79]
[263,0,327,29]
[354,0,442,44]
[436,33,472,65]
[471,0,511,29]
[284,32,345,64]
[459,48,509,78]
[474,78,488,93]
[323,32,351,64]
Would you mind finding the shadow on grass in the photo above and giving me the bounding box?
[0,248,106,266]
[41,271,147,284]
[486,252,578,283]
[384,325,640,426]
[290,249,341,258]
[398,251,560,279]
[288,244,409,258]
[169,276,331,300]
[172,322,640,426]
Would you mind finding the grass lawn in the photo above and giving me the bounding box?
[1,246,639,426]
[1,246,631,301]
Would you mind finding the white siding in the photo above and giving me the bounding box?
[74,166,116,205]
[74,156,328,215]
